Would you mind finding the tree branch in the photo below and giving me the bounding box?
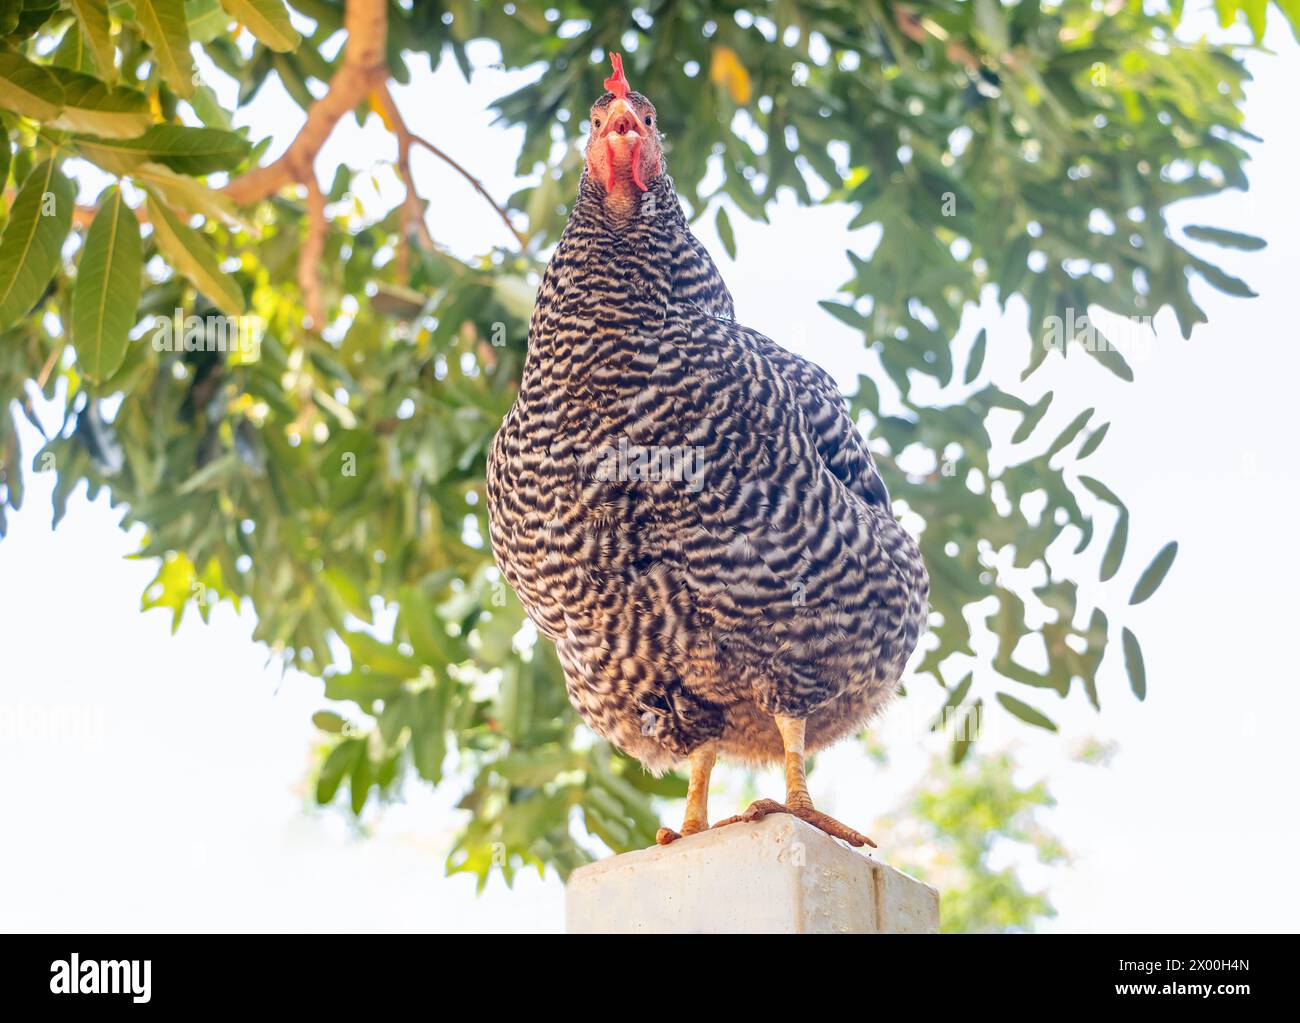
[217,0,521,329]
[374,84,525,251]
[372,84,434,281]
[221,0,387,331]
[299,176,327,329]
[894,8,983,74]
[222,0,389,205]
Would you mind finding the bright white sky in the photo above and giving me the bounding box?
[1,13,1297,933]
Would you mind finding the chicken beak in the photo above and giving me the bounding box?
[600,98,645,140]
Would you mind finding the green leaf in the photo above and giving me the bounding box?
[311,710,347,733]
[219,0,301,52]
[950,699,982,765]
[270,51,313,109]
[1077,421,1110,459]
[1078,475,1123,509]
[1276,0,1300,42]
[930,671,974,731]
[75,124,251,175]
[1192,258,1256,298]
[996,692,1058,732]
[70,0,117,82]
[323,669,403,707]
[1083,336,1135,381]
[1240,0,1268,38]
[133,0,196,98]
[398,584,468,665]
[1100,507,1128,582]
[410,687,449,783]
[131,161,250,229]
[0,50,64,121]
[322,566,372,624]
[964,328,987,384]
[818,299,871,332]
[714,204,736,259]
[46,68,152,138]
[315,737,362,803]
[144,192,245,317]
[72,187,143,382]
[1121,627,1146,701]
[1011,390,1052,444]
[1078,475,1128,579]
[73,138,145,177]
[186,0,231,42]
[1078,607,1108,711]
[342,630,418,678]
[349,751,372,814]
[1183,224,1266,251]
[376,692,409,746]
[54,18,97,74]
[1045,407,1093,459]
[175,451,238,494]
[3,0,59,40]
[0,159,75,331]
[1129,541,1177,605]
[188,83,231,129]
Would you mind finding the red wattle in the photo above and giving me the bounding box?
[604,138,616,192]
[630,138,647,192]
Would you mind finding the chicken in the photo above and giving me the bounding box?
[487,55,929,849]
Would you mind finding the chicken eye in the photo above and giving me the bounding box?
[644,114,653,127]
[593,118,602,129]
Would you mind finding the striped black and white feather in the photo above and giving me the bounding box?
[487,171,928,773]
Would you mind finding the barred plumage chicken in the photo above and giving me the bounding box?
[487,55,928,848]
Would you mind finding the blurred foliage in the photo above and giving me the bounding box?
[884,750,1068,934]
[0,1,1289,886]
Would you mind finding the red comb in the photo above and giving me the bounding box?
[604,52,630,99]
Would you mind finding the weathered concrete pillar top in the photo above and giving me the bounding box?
[566,814,939,934]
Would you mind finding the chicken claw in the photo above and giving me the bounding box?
[712,798,877,848]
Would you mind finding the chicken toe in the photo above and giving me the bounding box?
[712,798,876,848]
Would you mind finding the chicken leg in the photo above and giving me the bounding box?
[655,746,716,845]
[713,715,876,848]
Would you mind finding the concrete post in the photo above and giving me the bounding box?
[566,813,939,934]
